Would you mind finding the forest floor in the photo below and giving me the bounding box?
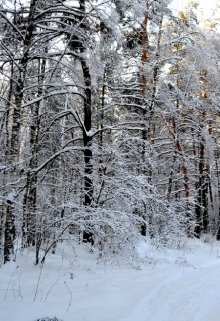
[0,238,220,321]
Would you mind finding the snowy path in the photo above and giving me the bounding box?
[123,261,220,321]
[0,241,220,321]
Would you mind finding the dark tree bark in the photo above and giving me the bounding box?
[67,0,94,243]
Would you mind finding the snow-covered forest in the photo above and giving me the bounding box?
[1,0,220,263]
[1,0,220,320]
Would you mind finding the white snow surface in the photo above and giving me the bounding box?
[1,239,220,321]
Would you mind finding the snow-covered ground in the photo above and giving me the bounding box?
[1,239,220,321]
